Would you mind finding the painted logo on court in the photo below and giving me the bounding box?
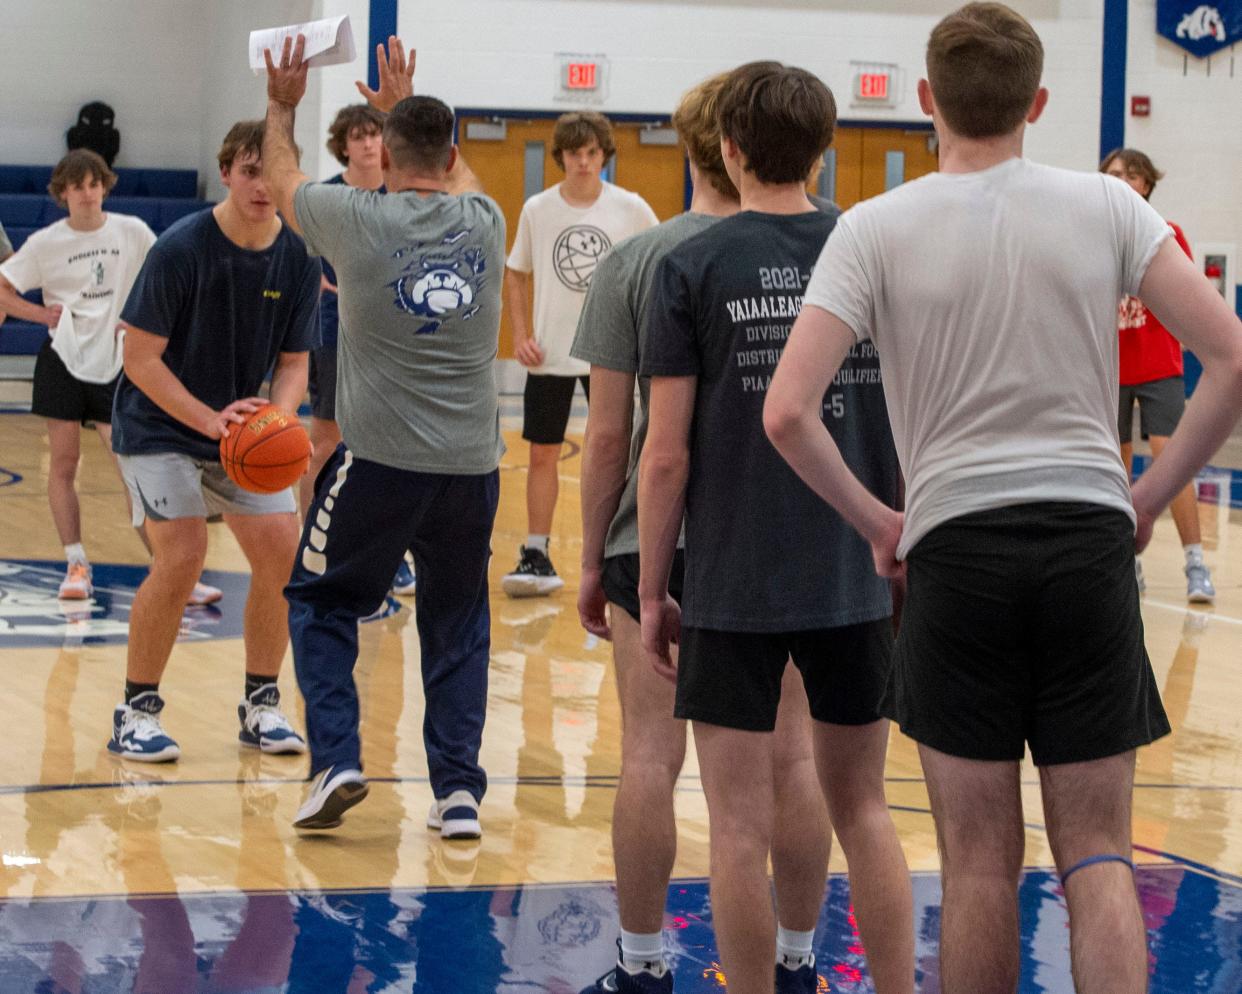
[0,560,248,648]
[389,230,488,335]
[552,225,611,292]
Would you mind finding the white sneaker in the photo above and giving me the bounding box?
[187,581,223,606]
[294,764,369,830]
[1134,558,1145,594]
[426,788,482,839]
[58,561,92,600]
[1186,560,1216,603]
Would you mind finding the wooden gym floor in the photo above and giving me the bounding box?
[0,399,1238,993]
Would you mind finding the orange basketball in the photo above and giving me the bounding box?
[219,404,311,494]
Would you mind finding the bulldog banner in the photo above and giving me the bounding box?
[1157,1,1242,57]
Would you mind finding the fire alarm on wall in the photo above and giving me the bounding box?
[1131,95,1151,117]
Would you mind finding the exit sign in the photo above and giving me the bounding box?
[566,62,598,90]
[555,53,610,103]
[850,61,900,107]
[857,73,890,100]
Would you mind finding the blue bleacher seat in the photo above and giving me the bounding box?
[0,165,197,199]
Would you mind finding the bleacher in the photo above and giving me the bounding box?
[0,165,209,357]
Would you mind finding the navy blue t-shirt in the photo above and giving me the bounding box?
[112,208,321,460]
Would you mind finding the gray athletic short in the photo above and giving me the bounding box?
[117,452,296,526]
[1118,375,1185,443]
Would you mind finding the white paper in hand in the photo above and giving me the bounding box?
[249,14,356,75]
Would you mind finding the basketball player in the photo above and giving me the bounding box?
[0,151,152,600]
[264,36,505,835]
[502,111,657,597]
[1101,148,1215,603]
[107,120,320,762]
[639,63,913,994]
[765,5,1242,992]
[572,71,840,994]
[0,151,222,607]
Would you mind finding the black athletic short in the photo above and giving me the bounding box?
[522,373,590,445]
[884,501,1170,766]
[31,340,118,425]
[601,550,686,623]
[308,345,338,421]
[1118,375,1184,443]
[675,619,895,732]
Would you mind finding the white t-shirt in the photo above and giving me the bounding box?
[803,157,1171,558]
[507,181,657,376]
[0,213,156,383]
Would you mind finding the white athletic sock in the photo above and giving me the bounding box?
[776,925,815,966]
[1184,543,1204,565]
[64,543,87,565]
[526,533,550,554]
[619,930,666,975]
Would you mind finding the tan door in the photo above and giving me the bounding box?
[825,126,939,210]
[458,115,686,358]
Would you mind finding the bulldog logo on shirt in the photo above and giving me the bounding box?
[389,231,487,335]
[552,225,612,292]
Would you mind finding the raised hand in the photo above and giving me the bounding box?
[355,35,416,113]
[265,33,310,108]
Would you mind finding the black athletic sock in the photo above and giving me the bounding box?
[245,673,277,699]
[124,680,160,704]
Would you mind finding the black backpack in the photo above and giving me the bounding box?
[67,101,120,166]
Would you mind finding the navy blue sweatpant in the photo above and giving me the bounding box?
[285,444,499,802]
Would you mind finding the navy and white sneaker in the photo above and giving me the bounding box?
[391,558,417,596]
[774,956,817,994]
[580,942,672,994]
[107,691,181,763]
[427,788,482,840]
[238,683,308,754]
[293,764,369,830]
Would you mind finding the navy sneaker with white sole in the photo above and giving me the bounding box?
[107,691,181,763]
[294,764,369,830]
[238,683,307,754]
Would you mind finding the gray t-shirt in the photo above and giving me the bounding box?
[0,221,12,261]
[294,184,506,474]
[570,212,720,557]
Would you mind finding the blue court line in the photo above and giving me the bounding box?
[0,466,21,486]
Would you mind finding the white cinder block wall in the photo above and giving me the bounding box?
[1123,0,1242,272]
[397,0,1103,171]
[6,0,1193,207]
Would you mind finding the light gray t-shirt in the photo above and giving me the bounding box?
[804,157,1171,558]
[570,212,720,557]
[0,221,11,261]
[294,184,506,474]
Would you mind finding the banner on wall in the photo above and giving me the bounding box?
[1157,1,1242,57]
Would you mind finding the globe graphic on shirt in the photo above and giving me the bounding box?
[552,225,612,292]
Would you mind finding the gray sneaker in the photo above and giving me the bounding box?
[1186,560,1215,603]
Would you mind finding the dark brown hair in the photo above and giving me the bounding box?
[717,62,836,185]
[927,3,1044,139]
[1100,148,1163,200]
[551,112,616,170]
[218,120,266,173]
[48,149,116,208]
[326,104,385,166]
[671,72,738,200]
[384,96,455,173]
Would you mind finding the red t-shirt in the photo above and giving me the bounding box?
[1117,221,1192,386]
